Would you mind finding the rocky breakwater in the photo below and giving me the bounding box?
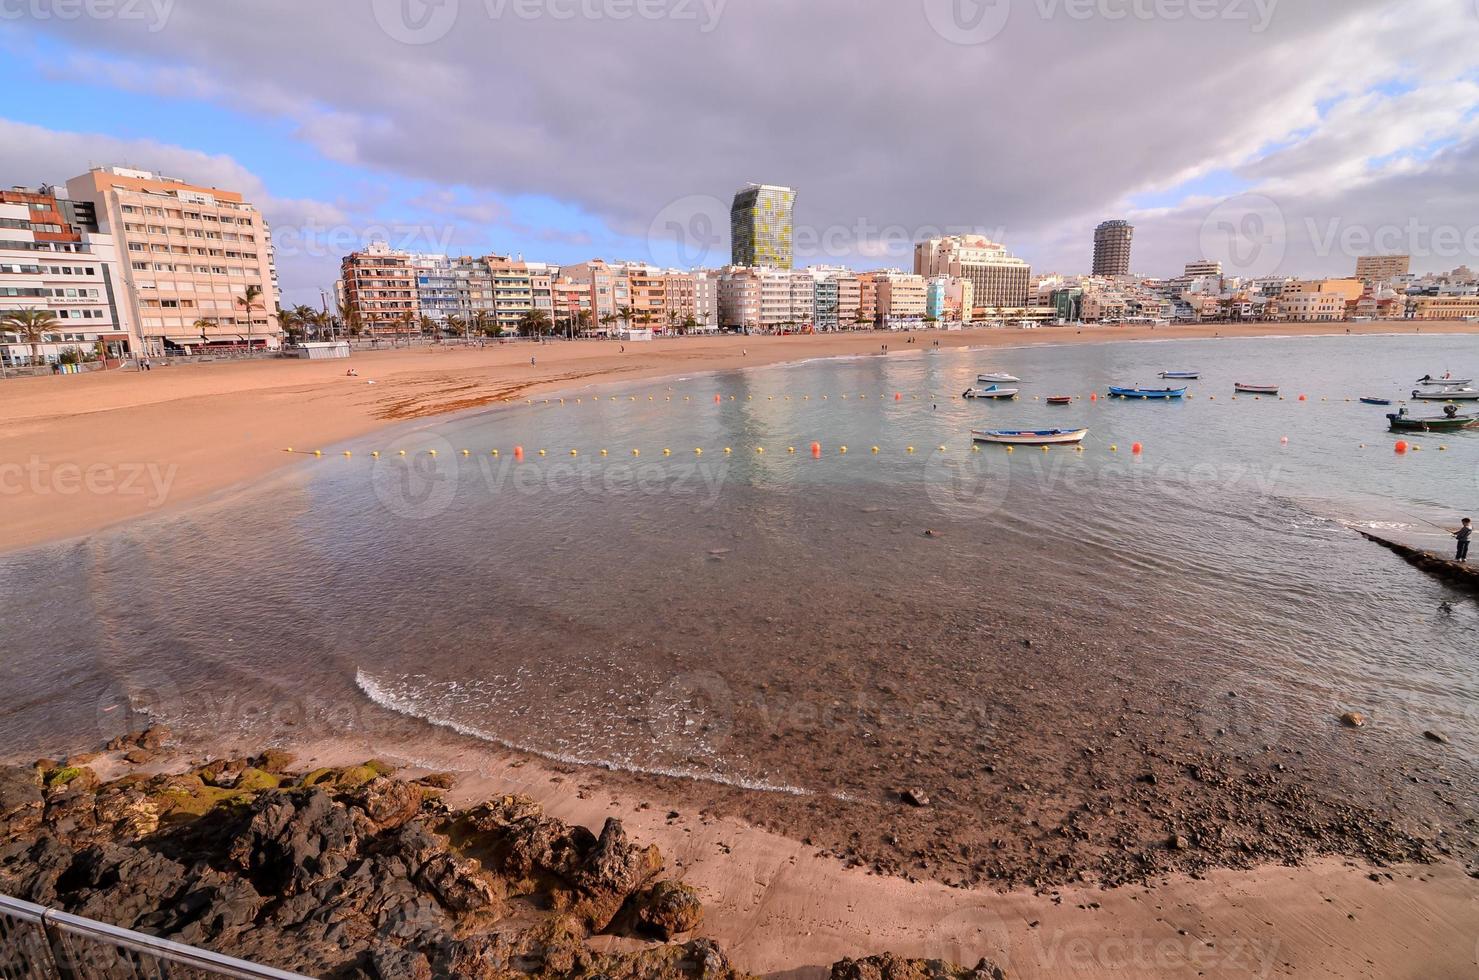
[0,729,1008,979]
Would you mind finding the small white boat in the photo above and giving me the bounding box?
[972,427,1089,446]
[978,373,1021,384]
[1416,375,1472,386]
[963,385,1019,400]
[1411,387,1479,401]
[1234,383,1279,395]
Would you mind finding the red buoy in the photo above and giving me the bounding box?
[1394,441,1408,454]
[1090,393,1098,402]
[513,445,525,461]
[1131,442,1143,455]
[895,392,902,401]
[810,441,822,457]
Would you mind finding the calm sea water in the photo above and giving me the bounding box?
[3,335,1476,815]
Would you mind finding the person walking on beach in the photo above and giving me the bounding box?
[530,355,536,368]
[1455,518,1472,562]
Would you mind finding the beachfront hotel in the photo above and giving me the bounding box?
[730,184,795,269]
[1355,254,1411,283]
[913,235,1031,313]
[0,186,136,367]
[64,166,280,355]
[1092,219,1134,277]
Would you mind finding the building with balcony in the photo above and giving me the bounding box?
[0,186,134,365]
[340,242,419,337]
[1092,220,1133,277]
[66,166,279,353]
[914,235,1030,312]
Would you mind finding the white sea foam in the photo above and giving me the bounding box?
[355,669,815,797]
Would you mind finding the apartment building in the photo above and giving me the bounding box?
[1278,279,1363,321]
[875,271,927,325]
[1354,254,1410,282]
[66,166,279,353]
[0,186,134,365]
[914,235,1030,312]
[561,259,631,331]
[1092,220,1133,277]
[340,242,419,336]
[1411,295,1479,320]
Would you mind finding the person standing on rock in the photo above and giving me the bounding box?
[1454,518,1471,561]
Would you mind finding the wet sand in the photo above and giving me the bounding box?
[168,731,1477,979]
[5,319,1479,555]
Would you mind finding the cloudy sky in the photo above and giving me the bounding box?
[3,0,1478,304]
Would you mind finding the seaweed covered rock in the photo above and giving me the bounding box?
[831,954,1008,980]
[626,879,705,939]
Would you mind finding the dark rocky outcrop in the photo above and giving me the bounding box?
[0,740,1010,979]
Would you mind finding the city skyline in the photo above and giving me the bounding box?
[2,1,1477,306]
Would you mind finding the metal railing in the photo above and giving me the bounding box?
[0,896,310,980]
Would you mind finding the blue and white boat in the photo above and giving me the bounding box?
[972,427,1089,446]
[1158,371,1200,380]
[963,385,1019,400]
[1108,385,1187,400]
[1359,396,1392,406]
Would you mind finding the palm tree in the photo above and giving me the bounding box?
[419,314,439,342]
[599,313,619,336]
[616,305,636,333]
[576,310,593,337]
[470,310,495,339]
[446,314,465,341]
[516,309,552,337]
[1,308,59,367]
[236,285,264,352]
[276,307,303,345]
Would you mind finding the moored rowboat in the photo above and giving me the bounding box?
[978,373,1022,384]
[1359,397,1392,406]
[1046,396,1073,405]
[972,427,1089,445]
[1159,371,1200,380]
[1234,383,1279,395]
[1108,385,1186,400]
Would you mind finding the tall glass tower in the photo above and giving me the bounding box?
[730,184,795,269]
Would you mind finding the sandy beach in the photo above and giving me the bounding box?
[4,319,1479,556]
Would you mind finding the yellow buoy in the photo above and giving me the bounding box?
[907,446,915,454]
[663,448,672,456]
[538,449,547,457]
[756,447,765,454]
[839,446,848,454]
[600,449,609,456]
[695,448,703,455]
[343,451,352,457]
[491,450,500,457]
[871,446,880,453]
[399,450,407,456]
[461,449,471,456]
[570,449,578,456]
[724,447,732,454]
[313,450,323,457]
[371,451,380,458]
[632,449,640,456]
